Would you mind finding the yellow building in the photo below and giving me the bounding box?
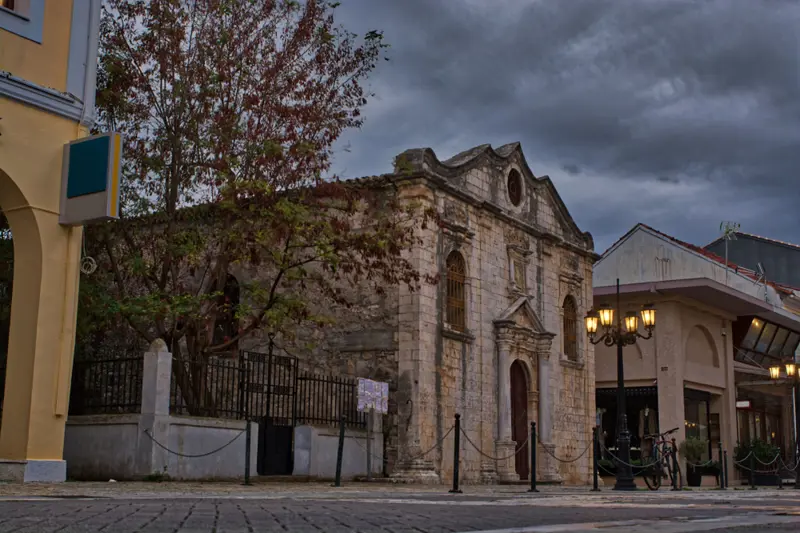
[0,0,102,481]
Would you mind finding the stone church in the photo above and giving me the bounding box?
[252,142,599,485]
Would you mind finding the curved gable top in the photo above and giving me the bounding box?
[393,142,593,250]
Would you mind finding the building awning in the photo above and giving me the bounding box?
[594,277,800,334]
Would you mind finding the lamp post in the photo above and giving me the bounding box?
[585,278,656,491]
[768,361,800,489]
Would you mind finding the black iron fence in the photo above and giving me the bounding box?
[71,349,366,429]
[296,372,366,428]
[169,355,246,419]
[69,357,144,415]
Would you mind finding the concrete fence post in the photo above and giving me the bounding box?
[136,339,173,478]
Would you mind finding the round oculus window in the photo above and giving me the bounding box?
[507,169,522,206]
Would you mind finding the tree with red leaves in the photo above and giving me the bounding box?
[81,0,431,416]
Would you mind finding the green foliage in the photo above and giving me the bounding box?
[81,0,432,415]
[679,437,708,464]
[734,439,780,464]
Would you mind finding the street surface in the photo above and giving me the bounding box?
[0,483,799,532]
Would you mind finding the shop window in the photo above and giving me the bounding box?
[684,389,711,460]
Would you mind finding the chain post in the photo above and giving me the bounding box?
[717,441,724,490]
[723,450,729,489]
[333,415,346,487]
[748,453,756,490]
[528,421,538,493]
[671,438,679,491]
[243,419,252,486]
[449,414,462,494]
[592,425,600,492]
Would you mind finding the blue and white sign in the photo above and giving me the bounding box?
[59,132,122,226]
[357,378,389,414]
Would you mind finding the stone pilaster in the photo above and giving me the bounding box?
[494,327,518,482]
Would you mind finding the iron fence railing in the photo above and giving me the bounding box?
[169,355,245,419]
[296,372,366,429]
[69,356,144,415]
[69,348,366,429]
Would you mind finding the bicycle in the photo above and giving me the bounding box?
[641,427,683,490]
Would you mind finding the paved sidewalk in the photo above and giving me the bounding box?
[0,479,798,502]
[1,481,800,532]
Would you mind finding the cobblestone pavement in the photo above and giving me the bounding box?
[0,485,799,532]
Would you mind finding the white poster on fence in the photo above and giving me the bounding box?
[358,378,389,414]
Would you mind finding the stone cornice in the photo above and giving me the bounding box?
[385,171,599,261]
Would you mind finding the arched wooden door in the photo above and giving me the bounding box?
[510,360,529,480]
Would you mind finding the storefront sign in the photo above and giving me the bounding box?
[59,132,122,225]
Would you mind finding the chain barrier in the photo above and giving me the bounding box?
[733,452,781,474]
[754,453,782,467]
[598,440,660,470]
[732,451,753,465]
[685,459,716,468]
[537,436,591,464]
[460,427,530,461]
[400,426,455,463]
[143,428,245,458]
[779,456,800,473]
[347,433,386,466]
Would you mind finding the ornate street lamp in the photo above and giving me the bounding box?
[768,360,800,490]
[585,278,656,491]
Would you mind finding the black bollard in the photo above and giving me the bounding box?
[243,419,252,486]
[528,422,539,493]
[334,415,346,487]
[717,441,724,490]
[449,414,462,494]
[671,438,679,491]
[749,453,756,490]
[592,426,600,492]
[723,450,729,489]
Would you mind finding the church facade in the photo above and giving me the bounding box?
[388,143,597,484]
[248,142,600,484]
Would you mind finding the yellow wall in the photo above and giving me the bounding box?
[0,0,85,477]
[0,0,74,92]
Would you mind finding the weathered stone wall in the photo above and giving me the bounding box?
[390,144,596,485]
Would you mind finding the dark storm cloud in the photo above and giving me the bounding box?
[332,0,800,252]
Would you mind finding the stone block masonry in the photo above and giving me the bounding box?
[243,142,598,485]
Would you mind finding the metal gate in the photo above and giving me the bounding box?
[239,350,298,476]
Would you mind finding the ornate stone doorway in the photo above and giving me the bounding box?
[510,360,529,480]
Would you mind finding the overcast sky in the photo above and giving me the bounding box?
[330,0,800,253]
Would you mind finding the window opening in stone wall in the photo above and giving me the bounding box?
[514,258,526,291]
[213,274,240,354]
[507,169,522,206]
[446,251,466,331]
[563,295,578,360]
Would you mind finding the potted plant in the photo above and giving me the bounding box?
[734,439,782,486]
[680,437,708,487]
